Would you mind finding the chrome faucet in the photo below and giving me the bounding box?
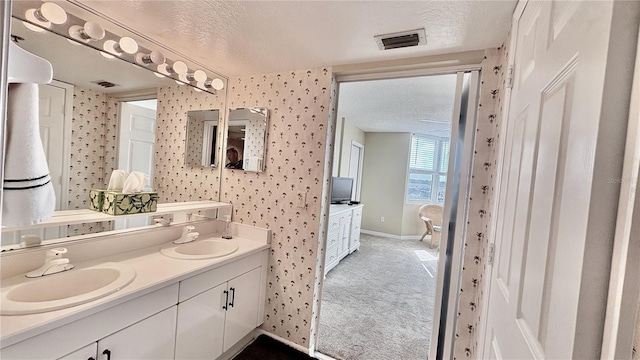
[173,225,200,244]
[26,248,74,278]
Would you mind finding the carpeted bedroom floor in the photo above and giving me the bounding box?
[316,233,438,360]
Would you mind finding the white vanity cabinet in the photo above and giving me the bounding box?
[325,204,363,274]
[59,306,177,360]
[175,251,267,360]
[1,284,179,360]
[58,344,97,360]
[2,248,269,360]
[96,306,177,360]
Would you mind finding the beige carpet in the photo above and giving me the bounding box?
[317,234,438,360]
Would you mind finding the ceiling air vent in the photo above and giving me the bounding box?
[374,28,427,50]
[91,80,118,88]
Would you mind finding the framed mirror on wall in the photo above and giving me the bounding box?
[185,109,221,168]
[225,108,269,172]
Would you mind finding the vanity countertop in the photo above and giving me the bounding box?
[0,234,270,348]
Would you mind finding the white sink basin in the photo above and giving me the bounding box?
[1,262,136,315]
[160,238,239,260]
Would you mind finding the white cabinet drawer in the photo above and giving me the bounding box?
[178,250,266,302]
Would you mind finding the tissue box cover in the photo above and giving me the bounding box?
[102,191,158,215]
[89,189,106,211]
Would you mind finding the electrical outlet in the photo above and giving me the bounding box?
[296,191,307,208]
[380,216,385,223]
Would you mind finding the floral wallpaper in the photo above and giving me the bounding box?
[185,113,206,166]
[220,68,334,347]
[154,85,226,203]
[453,43,510,359]
[243,115,267,170]
[67,86,117,235]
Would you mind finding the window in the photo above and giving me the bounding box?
[407,134,449,204]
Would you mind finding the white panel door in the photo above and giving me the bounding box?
[483,1,633,359]
[118,102,156,182]
[223,267,262,352]
[175,283,226,360]
[116,102,156,229]
[39,83,66,212]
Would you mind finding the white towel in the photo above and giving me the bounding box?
[2,83,56,226]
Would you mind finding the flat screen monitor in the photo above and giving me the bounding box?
[331,177,354,204]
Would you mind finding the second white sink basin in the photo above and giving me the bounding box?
[1,262,136,315]
[160,238,239,260]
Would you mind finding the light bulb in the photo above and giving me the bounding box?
[154,72,167,78]
[24,2,67,31]
[206,78,224,91]
[135,51,165,66]
[186,70,207,83]
[69,21,105,42]
[172,61,188,75]
[23,20,45,32]
[103,37,138,56]
[157,61,188,76]
[100,50,116,59]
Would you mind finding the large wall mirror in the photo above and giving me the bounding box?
[225,108,269,172]
[2,3,225,248]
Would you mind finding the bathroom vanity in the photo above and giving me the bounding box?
[0,217,271,360]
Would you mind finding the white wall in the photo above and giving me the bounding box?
[360,132,410,235]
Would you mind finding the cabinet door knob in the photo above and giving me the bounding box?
[88,358,96,360]
[229,287,235,308]
[102,349,111,360]
[223,290,229,310]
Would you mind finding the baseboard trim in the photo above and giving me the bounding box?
[254,329,312,355]
[314,351,339,360]
[361,229,424,241]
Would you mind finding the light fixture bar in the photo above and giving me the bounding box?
[14,0,227,95]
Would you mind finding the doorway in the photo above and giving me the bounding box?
[114,98,157,230]
[315,71,479,359]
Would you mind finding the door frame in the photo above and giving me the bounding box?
[476,1,523,356]
[50,79,74,216]
[348,140,364,201]
[312,65,482,358]
[600,19,640,359]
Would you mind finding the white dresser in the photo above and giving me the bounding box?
[325,204,363,275]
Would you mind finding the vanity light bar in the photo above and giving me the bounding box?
[15,1,226,94]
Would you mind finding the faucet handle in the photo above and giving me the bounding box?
[184,225,195,232]
[46,248,68,259]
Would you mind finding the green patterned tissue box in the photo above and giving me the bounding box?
[102,191,158,216]
[89,189,106,211]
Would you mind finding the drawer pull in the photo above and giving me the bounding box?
[102,349,111,360]
[229,287,236,308]
[223,290,229,310]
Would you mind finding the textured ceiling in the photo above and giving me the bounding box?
[337,74,458,135]
[73,0,517,76]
